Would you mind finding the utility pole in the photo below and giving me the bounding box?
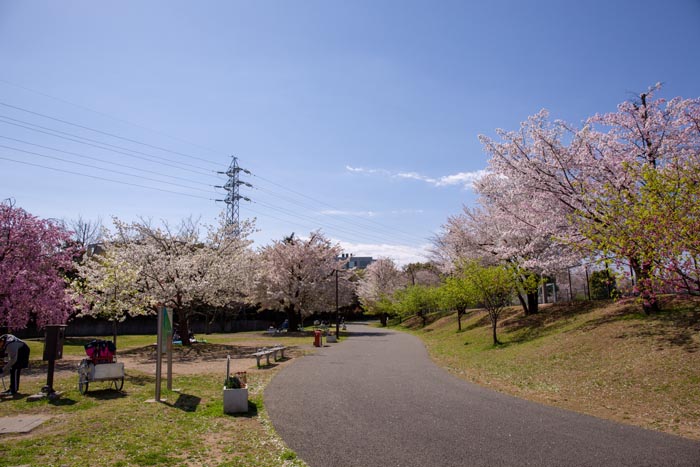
[335,269,340,338]
[216,156,252,235]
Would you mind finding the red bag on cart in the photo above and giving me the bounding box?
[84,339,116,363]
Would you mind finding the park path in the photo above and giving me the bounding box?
[265,323,700,467]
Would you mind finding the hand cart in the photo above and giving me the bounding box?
[77,339,125,394]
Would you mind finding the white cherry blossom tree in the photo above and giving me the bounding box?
[88,216,255,345]
[356,258,406,326]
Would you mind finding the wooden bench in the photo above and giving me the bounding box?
[251,346,287,368]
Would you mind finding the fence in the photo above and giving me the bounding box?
[14,316,271,339]
[544,263,635,303]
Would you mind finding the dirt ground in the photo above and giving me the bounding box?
[20,341,307,384]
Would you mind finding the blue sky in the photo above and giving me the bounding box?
[1,0,698,265]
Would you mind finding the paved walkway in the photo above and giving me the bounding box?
[265,323,700,467]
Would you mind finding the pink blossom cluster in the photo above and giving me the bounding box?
[0,201,79,329]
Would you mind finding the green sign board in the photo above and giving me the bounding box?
[160,307,173,352]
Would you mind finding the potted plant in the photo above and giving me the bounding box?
[223,356,248,414]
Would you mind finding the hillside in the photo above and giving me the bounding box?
[395,296,700,440]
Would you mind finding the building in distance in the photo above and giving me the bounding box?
[339,253,374,270]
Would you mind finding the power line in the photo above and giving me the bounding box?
[1,144,218,194]
[0,135,217,188]
[0,113,427,246]
[253,197,393,244]
[0,78,227,158]
[252,173,428,244]
[0,115,221,178]
[253,183,426,245]
[252,199,418,246]
[0,155,215,200]
[0,101,222,167]
[0,84,430,249]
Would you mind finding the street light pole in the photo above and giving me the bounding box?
[335,269,340,338]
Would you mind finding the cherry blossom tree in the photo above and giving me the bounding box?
[479,85,700,313]
[0,200,79,330]
[72,248,147,345]
[356,258,406,326]
[103,216,255,345]
[403,262,442,287]
[256,231,352,331]
[638,163,700,295]
[433,199,575,315]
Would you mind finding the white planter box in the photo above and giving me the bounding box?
[223,386,248,414]
[326,335,337,343]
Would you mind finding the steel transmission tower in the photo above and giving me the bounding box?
[215,156,252,233]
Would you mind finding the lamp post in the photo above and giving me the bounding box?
[335,269,340,338]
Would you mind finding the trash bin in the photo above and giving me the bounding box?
[43,325,67,361]
[313,330,322,347]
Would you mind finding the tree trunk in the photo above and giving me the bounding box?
[516,290,539,315]
[630,258,659,315]
[527,291,539,315]
[491,315,500,345]
[287,306,300,332]
[517,292,528,314]
[112,320,118,347]
[457,309,464,331]
[178,308,191,347]
[379,314,387,327]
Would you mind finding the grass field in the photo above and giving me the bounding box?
[3,300,698,466]
[0,331,311,467]
[393,296,700,440]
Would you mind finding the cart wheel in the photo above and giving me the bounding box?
[112,377,124,391]
[78,376,89,395]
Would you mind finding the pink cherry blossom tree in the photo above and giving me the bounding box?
[478,85,700,313]
[433,194,578,316]
[0,200,79,330]
[256,231,352,331]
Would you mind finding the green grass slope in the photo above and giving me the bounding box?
[395,296,700,440]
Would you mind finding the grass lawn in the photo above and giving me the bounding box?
[393,296,700,440]
[0,332,311,467]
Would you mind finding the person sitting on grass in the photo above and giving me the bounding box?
[0,334,30,396]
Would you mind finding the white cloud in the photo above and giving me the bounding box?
[396,171,437,184]
[390,209,424,215]
[320,209,379,217]
[346,165,487,190]
[345,165,388,175]
[435,170,489,188]
[320,208,423,217]
[335,240,432,267]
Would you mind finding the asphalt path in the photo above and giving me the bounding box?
[265,323,700,467]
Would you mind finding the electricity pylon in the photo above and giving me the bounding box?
[215,156,252,234]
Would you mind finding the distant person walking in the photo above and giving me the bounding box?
[0,334,30,395]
